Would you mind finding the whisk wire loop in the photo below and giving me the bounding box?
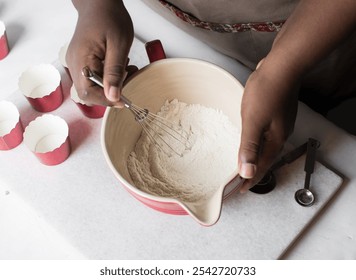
[81,66,191,157]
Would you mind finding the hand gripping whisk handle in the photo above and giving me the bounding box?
[81,66,132,107]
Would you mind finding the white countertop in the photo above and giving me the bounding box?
[1,0,356,260]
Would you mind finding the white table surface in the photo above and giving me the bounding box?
[1,0,356,260]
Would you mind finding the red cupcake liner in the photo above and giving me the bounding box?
[23,114,71,165]
[0,21,9,60]
[0,101,23,150]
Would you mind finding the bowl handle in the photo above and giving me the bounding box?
[145,40,166,63]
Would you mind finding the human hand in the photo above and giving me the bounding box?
[238,58,299,192]
[66,0,134,106]
[236,0,356,193]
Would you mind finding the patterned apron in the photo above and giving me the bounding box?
[142,0,356,113]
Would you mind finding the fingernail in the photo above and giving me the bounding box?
[240,188,247,194]
[108,86,119,102]
[239,163,256,179]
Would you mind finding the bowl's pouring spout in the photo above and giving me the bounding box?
[182,175,244,226]
[182,193,224,227]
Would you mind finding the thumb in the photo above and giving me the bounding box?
[237,59,265,179]
[238,121,263,179]
[103,41,130,103]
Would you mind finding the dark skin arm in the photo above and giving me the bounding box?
[67,0,133,106]
[238,0,356,192]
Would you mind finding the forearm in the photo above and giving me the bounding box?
[264,0,356,80]
[71,0,124,12]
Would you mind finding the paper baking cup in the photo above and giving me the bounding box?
[19,64,63,112]
[58,42,71,80]
[23,114,70,165]
[0,101,23,150]
[70,85,106,118]
[0,21,9,60]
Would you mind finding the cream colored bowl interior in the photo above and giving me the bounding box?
[102,58,243,200]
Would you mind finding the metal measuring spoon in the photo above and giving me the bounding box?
[295,138,320,207]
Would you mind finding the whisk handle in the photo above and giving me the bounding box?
[119,95,132,107]
[82,66,132,107]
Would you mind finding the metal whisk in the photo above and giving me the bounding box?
[82,66,191,157]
